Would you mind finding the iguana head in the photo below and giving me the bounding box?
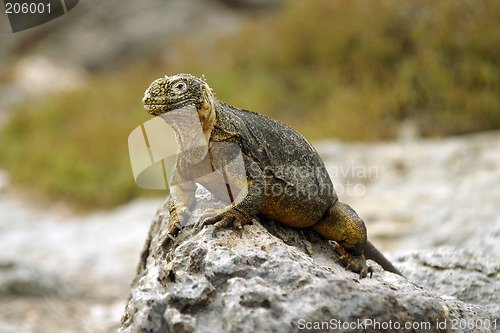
[142,73,216,134]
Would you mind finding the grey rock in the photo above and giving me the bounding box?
[314,132,500,254]
[315,132,500,323]
[119,192,495,333]
[2,132,499,332]
[395,247,500,321]
[0,261,78,297]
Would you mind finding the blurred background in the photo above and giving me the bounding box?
[0,0,499,332]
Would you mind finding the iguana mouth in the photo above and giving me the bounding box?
[143,101,196,116]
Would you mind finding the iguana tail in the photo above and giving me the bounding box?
[364,241,403,277]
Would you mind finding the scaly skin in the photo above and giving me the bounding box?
[142,73,401,278]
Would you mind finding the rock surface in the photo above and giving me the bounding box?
[0,195,161,333]
[0,261,77,297]
[1,132,499,332]
[394,247,500,321]
[119,190,495,333]
[314,131,500,254]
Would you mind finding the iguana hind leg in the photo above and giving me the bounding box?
[312,200,369,278]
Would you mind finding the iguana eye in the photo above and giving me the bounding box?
[173,81,187,94]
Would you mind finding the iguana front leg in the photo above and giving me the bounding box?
[169,181,197,226]
[160,174,197,248]
[203,155,265,231]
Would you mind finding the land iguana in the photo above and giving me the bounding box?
[142,73,401,278]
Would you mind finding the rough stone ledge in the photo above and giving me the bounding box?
[119,195,495,333]
[393,247,500,322]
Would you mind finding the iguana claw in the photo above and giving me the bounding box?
[161,224,180,248]
[336,244,369,278]
[160,209,183,248]
[202,208,249,235]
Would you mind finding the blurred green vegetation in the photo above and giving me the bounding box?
[189,0,500,140]
[0,0,499,209]
[0,67,156,209]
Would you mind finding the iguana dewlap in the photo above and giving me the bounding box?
[142,73,401,278]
